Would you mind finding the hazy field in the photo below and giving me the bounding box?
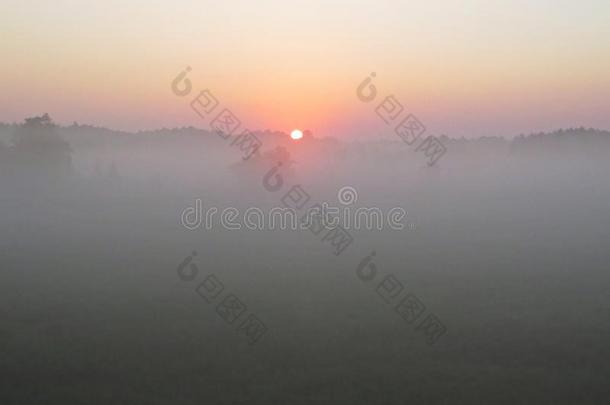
[1,127,609,404]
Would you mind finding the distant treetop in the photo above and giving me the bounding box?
[24,113,54,127]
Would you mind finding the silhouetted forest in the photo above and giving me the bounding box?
[2,115,609,188]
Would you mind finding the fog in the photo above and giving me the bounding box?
[1,116,609,404]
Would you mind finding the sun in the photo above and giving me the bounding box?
[290,129,303,140]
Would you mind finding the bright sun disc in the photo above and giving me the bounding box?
[291,129,303,140]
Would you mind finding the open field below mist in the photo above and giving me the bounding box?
[1,147,609,404]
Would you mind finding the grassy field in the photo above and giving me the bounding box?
[1,170,609,404]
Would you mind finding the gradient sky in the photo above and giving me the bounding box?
[1,0,609,138]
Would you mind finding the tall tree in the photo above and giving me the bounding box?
[12,114,72,180]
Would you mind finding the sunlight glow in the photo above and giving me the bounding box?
[291,129,303,140]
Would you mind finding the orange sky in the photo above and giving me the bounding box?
[1,0,609,138]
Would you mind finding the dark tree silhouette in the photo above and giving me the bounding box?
[12,114,72,180]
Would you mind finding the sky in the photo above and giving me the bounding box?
[1,0,609,138]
